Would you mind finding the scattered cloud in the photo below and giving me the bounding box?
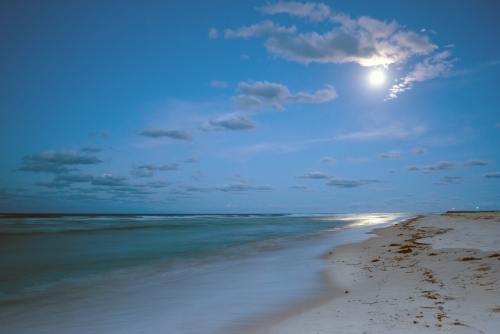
[484,172,500,179]
[379,151,400,159]
[233,81,337,111]
[144,181,172,188]
[463,159,490,167]
[256,1,331,22]
[81,146,102,153]
[321,157,334,163]
[210,80,228,88]
[225,4,457,101]
[334,127,412,141]
[89,131,110,139]
[201,113,257,132]
[34,180,70,188]
[131,163,180,178]
[186,183,273,193]
[291,185,313,192]
[295,170,334,179]
[412,147,427,154]
[226,8,436,68]
[91,174,128,187]
[190,171,205,181]
[388,169,395,174]
[208,27,218,39]
[19,150,102,174]
[185,158,197,163]
[434,176,463,185]
[496,122,500,128]
[405,160,490,173]
[138,127,192,140]
[55,173,94,183]
[386,51,457,99]
[158,163,181,171]
[327,178,382,188]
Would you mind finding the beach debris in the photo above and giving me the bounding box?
[459,257,481,261]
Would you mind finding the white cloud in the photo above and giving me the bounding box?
[484,172,500,179]
[233,81,337,111]
[224,20,296,39]
[225,4,456,101]
[334,127,411,141]
[256,1,331,22]
[226,9,437,67]
[210,80,228,88]
[386,51,456,100]
[208,28,218,39]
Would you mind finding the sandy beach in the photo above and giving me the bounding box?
[249,212,500,333]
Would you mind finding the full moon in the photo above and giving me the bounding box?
[369,70,385,85]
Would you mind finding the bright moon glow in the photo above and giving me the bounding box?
[369,70,385,85]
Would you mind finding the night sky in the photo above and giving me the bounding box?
[1,0,499,213]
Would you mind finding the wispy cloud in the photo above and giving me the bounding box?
[321,157,334,163]
[256,1,331,22]
[130,163,180,178]
[484,172,500,179]
[89,131,109,139]
[186,183,273,193]
[334,127,411,141]
[405,160,491,173]
[291,184,313,192]
[226,3,456,101]
[295,169,381,188]
[19,150,102,174]
[434,176,463,185]
[327,178,382,188]
[379,151,400,159]
[386,51,457,100]
[295,170,334,179]
[226,7,436,67]
[138,127,192,140]
[208,27,218,39]
[91,174,128,187]
[412,147,427,154]
[233,81,337,111]
[201,113,258,132]
[81,146,102,153]
[210,80,227,88]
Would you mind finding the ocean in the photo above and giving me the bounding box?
[0,213,412,333]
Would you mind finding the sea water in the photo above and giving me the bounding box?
[0,213,412,333]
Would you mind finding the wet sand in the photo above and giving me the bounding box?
[249,212,500,333]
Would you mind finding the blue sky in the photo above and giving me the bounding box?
[1,0,499,213]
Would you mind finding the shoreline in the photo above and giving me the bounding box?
[248,212,500,333]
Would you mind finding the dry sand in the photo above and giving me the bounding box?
[249,212,500,333]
